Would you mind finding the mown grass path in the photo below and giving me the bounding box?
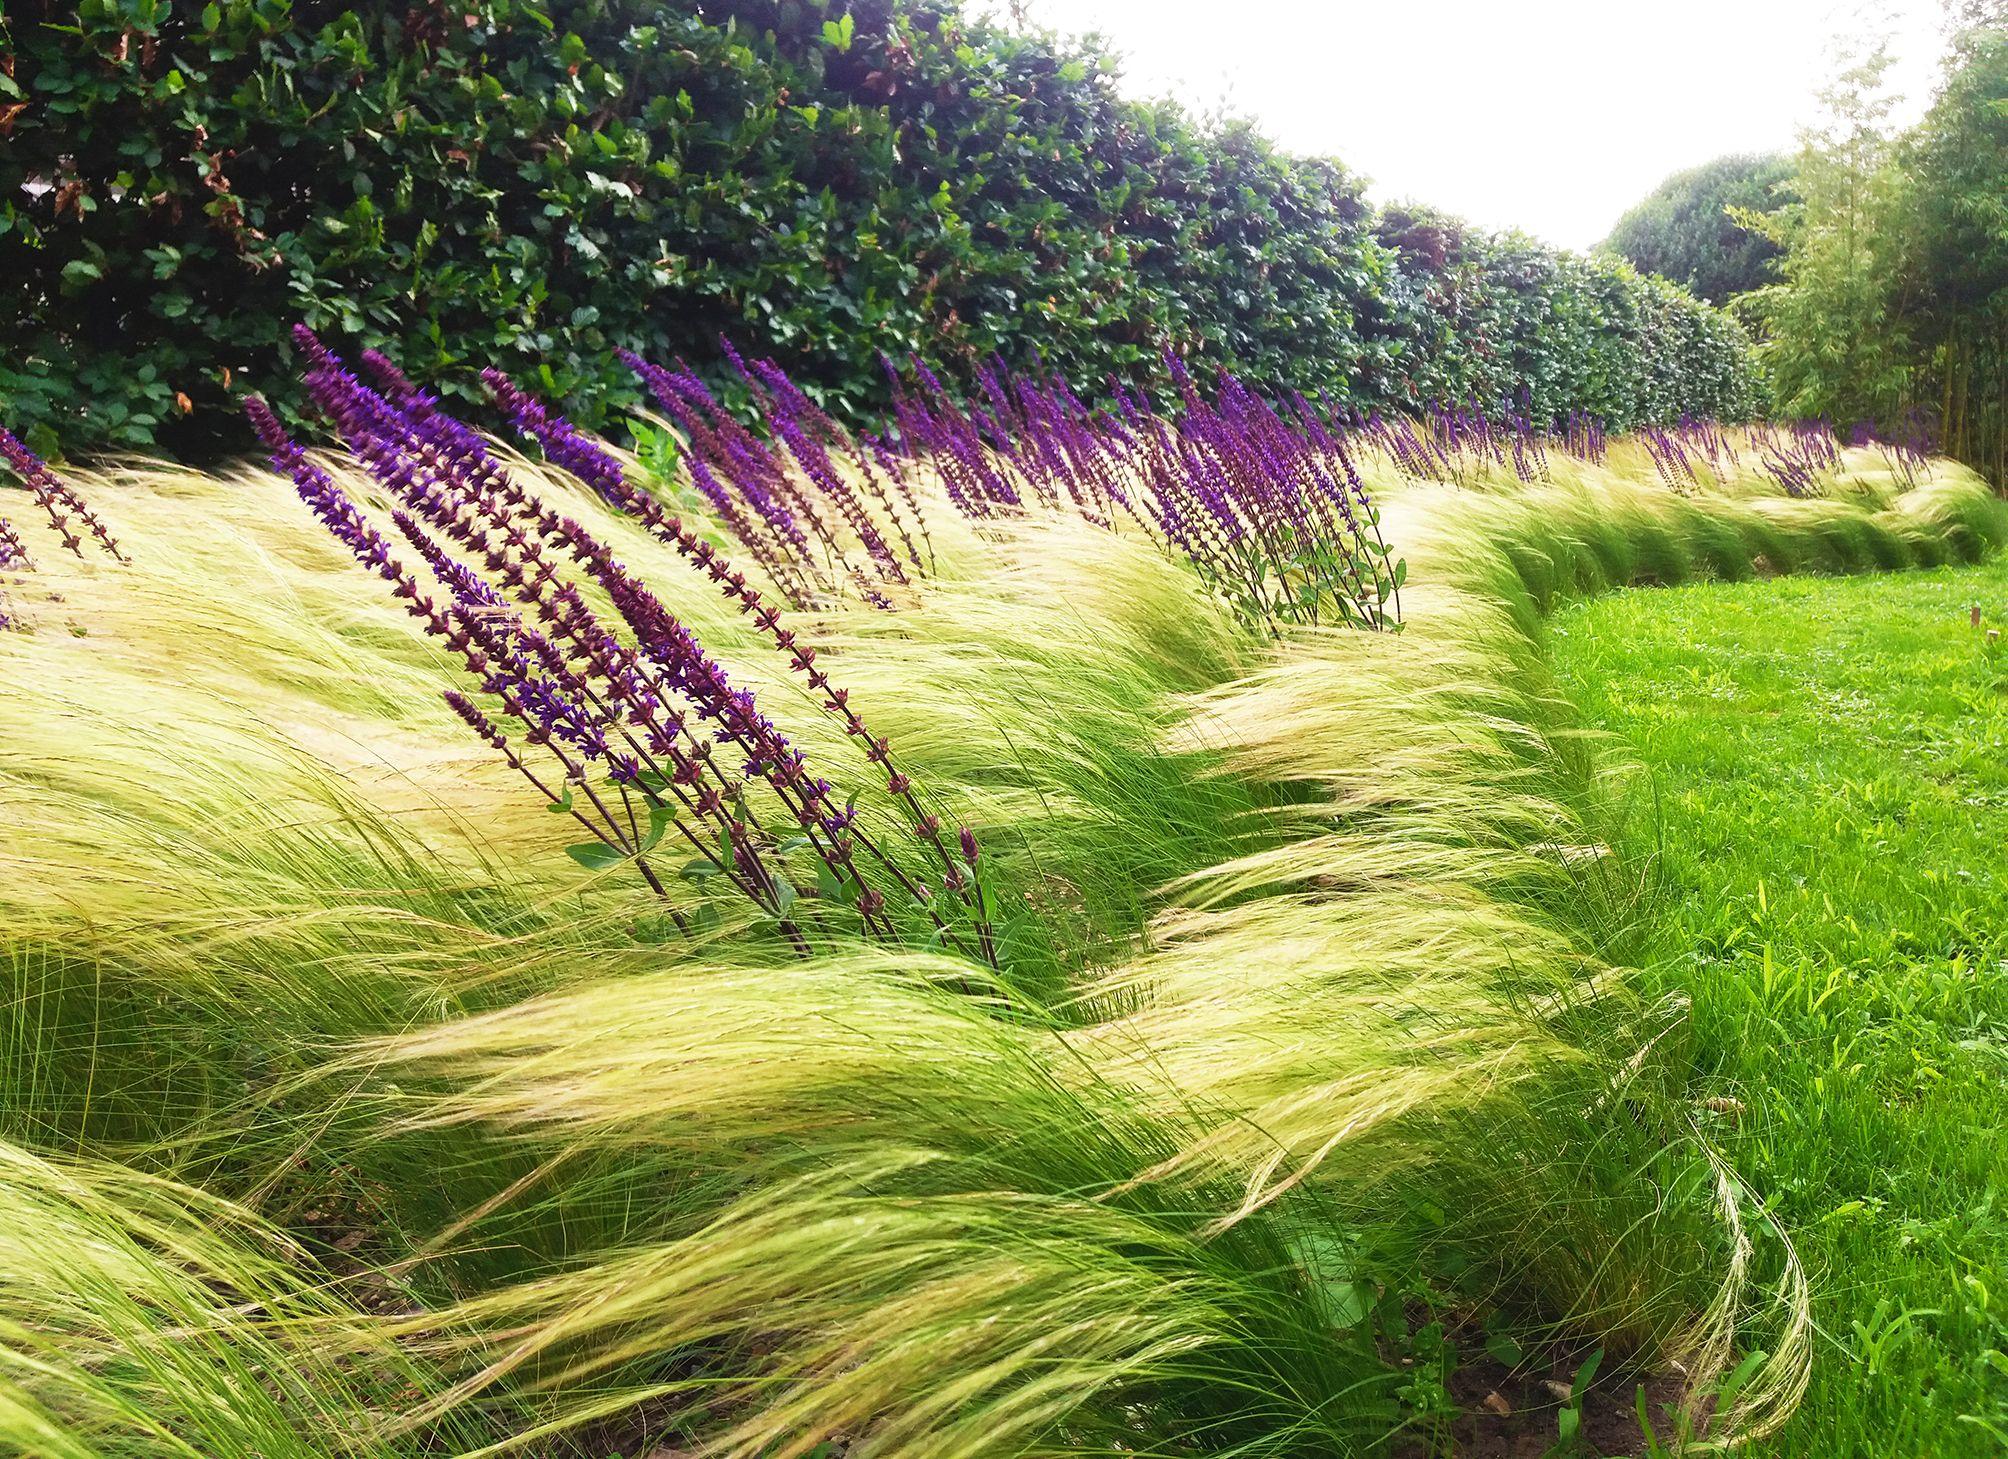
[1550,556,2008,1456]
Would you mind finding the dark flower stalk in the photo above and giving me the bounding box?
[717,355,930,578]
[1560,412,1608,465]
[1851,415,1930,489]
[0,426,127,562]
[281,361,761,891]
[302,358,825,937]
[765,407,907,588]
[246,397,446,628]
[566,359,807,606]
[686,451,812,602]
[587,508,989,956]
[440,687,655,886]
[1640,426,1700,493]
[885,371,982,520]
[245,396,677,894]
[887,355,1023,515]
[404,518,779,928]
[0,512,34,572]
[857,432,932,572]
[968,360,1402,635]
[622,351,849,602]
[656,349,916,609]
[1748,419,1839,499]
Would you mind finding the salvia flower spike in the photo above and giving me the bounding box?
[266,339,1000,970]
[0,425,126,562]
[879,353,1402,634]
[0,512,34,572]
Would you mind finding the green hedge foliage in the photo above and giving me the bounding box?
[2,0,1760,458]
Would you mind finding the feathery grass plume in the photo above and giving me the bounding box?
[384,465,2008,1452]
[0,1139,490,1458]
[5,409,2006,1455]
[352,462,2008,1453]
[370,956,1401,1457]
[0,425,126,562]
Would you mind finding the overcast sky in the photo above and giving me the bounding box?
[1006,0,1951,249]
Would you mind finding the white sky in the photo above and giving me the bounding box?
[1007,0,1951,249]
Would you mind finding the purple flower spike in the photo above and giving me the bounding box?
[261,333,1002,970]
[484,369,635,511]
[623,345,927,610]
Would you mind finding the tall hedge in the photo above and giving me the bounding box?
[2,0,1758,459]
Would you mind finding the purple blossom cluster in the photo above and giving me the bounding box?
[1750,420,1842,498]
[1679,415,1744,477]
[1123,363,1404,633]
[629,347,1885,639]
[1559,412,1609,466]
[1427,402,1516,483]
[249,331,996,966]
[882,354,1129,525]
[1353,400,1871,502]
[0,425,127,563]
[1640,426,1702,493]
[621,347,930,612]
[1354,411,1448,483]
[1638,417,1746,493]
[1848,415,1933,490]
[1350,396,1566,487]
[877,352,1401,634]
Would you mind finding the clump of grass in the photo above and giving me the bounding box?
[0,1137,488,1458]
[0,397,2000,1456]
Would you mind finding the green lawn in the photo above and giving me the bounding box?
[1549,556,2008,1456]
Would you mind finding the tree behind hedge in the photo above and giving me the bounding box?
[2,0,1756,459]
[1599,154,1794,306]
[1733,17,2006,485]
[1898,18,2008,486]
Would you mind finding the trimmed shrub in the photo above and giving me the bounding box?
[2,0,1757,458]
